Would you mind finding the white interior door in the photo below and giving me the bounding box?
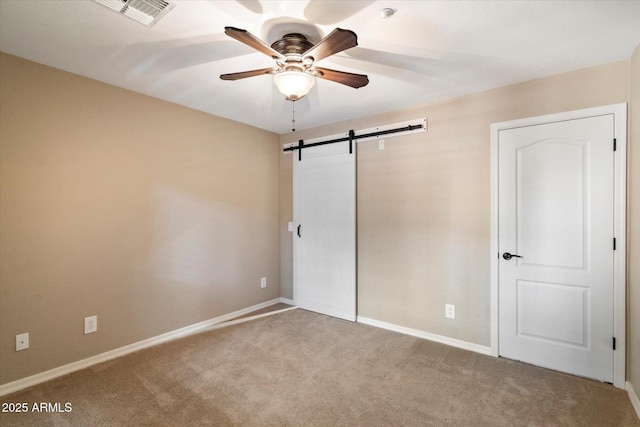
[498,114,615,382]
[293,141,356,321]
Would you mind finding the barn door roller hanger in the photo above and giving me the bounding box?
[283,118,427,160]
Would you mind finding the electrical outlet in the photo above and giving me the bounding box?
[84,316,97,334]
[260,277,267,288]
[379,139,385,150]
[16,333,29,351]
[445,304,456,319]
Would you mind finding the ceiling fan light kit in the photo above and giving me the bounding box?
[273,71,315,101]
[220,26,369,103]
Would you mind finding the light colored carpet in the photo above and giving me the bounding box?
[1,308,638,426]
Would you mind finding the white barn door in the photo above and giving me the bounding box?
[497,113,618,382]
[293,141,356,321]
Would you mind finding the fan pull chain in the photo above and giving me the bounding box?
[291,100,296,132]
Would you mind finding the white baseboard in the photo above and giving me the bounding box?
[628,381,640,420]
[357,316,492,356]
[280,297,295,305]
[198,304,298,332]
[0,298,286,397]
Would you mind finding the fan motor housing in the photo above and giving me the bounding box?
[270,33,314,56]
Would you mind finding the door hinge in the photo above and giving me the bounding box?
[613,337,616,350]
[613,138,617,151]
[613,237,616,250]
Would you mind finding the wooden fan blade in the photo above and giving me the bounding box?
[303,28,358,62]
[314,67,369,88]
[224,27,286,61]
[220,67,276,80]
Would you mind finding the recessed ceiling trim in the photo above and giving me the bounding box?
[93,0,176,26]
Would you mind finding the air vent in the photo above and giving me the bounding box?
[93,0,175,26]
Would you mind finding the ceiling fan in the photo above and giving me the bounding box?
[220,26,369,101]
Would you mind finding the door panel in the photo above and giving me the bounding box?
[516,280,588,347]
[517,141,586,269]
[293,141,356,321]
[498,115,614,382]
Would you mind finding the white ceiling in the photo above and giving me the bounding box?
[1,0,639,134]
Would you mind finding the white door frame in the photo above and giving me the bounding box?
[490,103,627,389]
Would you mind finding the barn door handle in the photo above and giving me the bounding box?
[297,224,301,238]
[502,252,523,260]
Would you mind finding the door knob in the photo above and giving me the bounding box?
[502,252,523,260]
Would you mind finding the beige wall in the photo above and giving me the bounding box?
[0,53,281,385]
[629,45,640,391]
[280,60,630,346]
